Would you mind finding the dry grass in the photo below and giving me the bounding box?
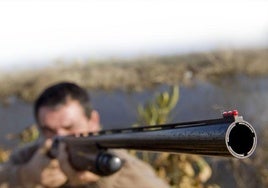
[0,48,267,103]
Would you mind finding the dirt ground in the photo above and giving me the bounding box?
[0,48,267,103]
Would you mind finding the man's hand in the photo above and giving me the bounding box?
[19,139,67,188]
[57,142,100,186]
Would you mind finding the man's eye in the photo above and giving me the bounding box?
[41,127,55,134]
[64,125,74,130]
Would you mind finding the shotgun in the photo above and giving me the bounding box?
[49,110,257,176]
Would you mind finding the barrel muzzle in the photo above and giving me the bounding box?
[226,121,257,159]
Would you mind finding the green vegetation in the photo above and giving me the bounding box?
[137,85,179,125]
[134,85,219,188]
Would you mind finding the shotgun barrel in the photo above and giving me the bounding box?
[51,110,257,176]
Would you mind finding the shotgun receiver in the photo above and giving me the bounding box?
[50,110,257,176]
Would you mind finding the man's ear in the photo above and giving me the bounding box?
[89,110,101,132]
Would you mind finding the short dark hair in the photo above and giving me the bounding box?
[34,82,92,123]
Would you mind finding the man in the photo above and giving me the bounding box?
[0,82,169,188]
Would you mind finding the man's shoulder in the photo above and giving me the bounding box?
[10,141,40,164]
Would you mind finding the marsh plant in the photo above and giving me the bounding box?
[134,85,218,188]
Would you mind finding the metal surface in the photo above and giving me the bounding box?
[61,115,257,159]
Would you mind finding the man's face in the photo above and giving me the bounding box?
[37,100,100,138]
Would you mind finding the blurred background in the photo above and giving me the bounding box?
[0,0,268,187]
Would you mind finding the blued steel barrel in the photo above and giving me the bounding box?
[63,115,257,159]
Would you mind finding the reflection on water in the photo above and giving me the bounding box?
[0,99,33,148]
[1,76,267,148]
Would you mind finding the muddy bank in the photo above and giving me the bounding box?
[0,48,267,103]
